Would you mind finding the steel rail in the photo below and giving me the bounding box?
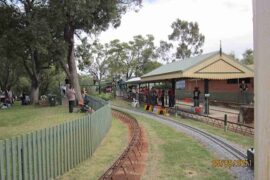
[99,110,143,180]
[112,106,248,161]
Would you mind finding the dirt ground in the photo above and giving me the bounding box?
[108,115,148,180]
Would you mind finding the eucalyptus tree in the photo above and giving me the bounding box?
[242,49,253,65]
[168,19,205,59]
[77,39,110,94]
[156,40,173,63]
[131,34,157,77]
[0,3,23,90]
[49,0,142,100]
[0,1,66,103]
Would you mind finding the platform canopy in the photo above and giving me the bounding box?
[125,77,141,84]
[141,51,254,82]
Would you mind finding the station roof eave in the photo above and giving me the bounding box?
[124,77,141,84]
[141,51,254,82]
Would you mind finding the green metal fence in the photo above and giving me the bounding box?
[0,102,111,180]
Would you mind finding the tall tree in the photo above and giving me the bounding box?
[228,51,240,61]
[107,35,156,79]
[143,61,162,74]
[0,3,24,90]
[49,0,142,100]
[131,34,157,76]
[0,1,66,103]
[156,40,173,63]
[107,39,126,79]
[168,19,205,59]
[242,49,254,65]
[77,39,109,94]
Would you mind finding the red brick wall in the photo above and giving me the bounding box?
[184,79,254,93]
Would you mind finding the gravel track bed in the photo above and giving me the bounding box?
[112,105,254,180]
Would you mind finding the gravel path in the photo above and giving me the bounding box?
[112,105,254,180]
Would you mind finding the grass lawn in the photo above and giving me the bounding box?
[132,114,234,180]
[172,116,254,149]
[0,103,84,140]
[111,98,254,149]
[58,117,128,180]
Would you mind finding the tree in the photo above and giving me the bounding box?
[107,35,157,79]
[156,40,173,63]
[228,51,240,61]
[49,0,142,100]
[1,0,68,104]
[242,49,254,65]
[143,61,162,74]
[77,39,110,94]
[107,39,126,79]
[0,3,25,91]
[131,34,157,76]
[168,19,205,59]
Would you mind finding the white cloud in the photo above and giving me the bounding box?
[99,0,253,59]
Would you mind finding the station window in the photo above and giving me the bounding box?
[227,78,251,84]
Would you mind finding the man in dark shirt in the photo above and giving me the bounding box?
[193,87,200,107]
[240,80,248,104]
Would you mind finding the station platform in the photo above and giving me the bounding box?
[174,100,254,127]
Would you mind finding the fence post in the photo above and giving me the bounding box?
[224,114,227,132]
[0,97,111,180]
[0,140,5,180]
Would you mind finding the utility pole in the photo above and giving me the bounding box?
[253,0,270,179]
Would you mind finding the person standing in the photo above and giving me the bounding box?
[168,88,174,107]
[239,80,248,104]
[161,89,165,107]
[193,87,201,107]
[66,85,76,113]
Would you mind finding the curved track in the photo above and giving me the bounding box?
[112,105,254,180]
[99,110,146,180]
[113,106,251,160]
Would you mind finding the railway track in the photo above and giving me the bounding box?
[112,105,249,161]
[99,110,145,180]
[100,105,253,179]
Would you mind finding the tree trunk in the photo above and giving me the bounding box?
[98,80,101,94]
[65,26,82,101]
[31,79,40,104]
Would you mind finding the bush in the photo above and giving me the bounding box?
[97,93,112,101]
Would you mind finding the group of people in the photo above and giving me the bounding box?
[192,80,249,107]
[0,88,13,108]
[128,86,175,108]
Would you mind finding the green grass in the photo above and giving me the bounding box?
[132,114,234,180]
[172,116,254,149]
[110,97,131,108]
[0,103,84,140]
[58,117,128,180]
[111,98,253,149]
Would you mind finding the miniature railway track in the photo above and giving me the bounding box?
[99,110,144,180]
[170,107,254,136]
[160,115,247,160]
[112,105,248,161]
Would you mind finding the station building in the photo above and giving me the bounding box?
[140,51,254,105]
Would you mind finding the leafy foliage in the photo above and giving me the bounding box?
[156,40,173,63]
[168,19,205,59]
[241,49,253,65]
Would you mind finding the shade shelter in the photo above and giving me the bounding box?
[141,51,254,113]
[141,51,253,81]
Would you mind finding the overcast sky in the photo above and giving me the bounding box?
[99,0,253,59]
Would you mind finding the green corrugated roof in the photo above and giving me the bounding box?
[142,51,219,77]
